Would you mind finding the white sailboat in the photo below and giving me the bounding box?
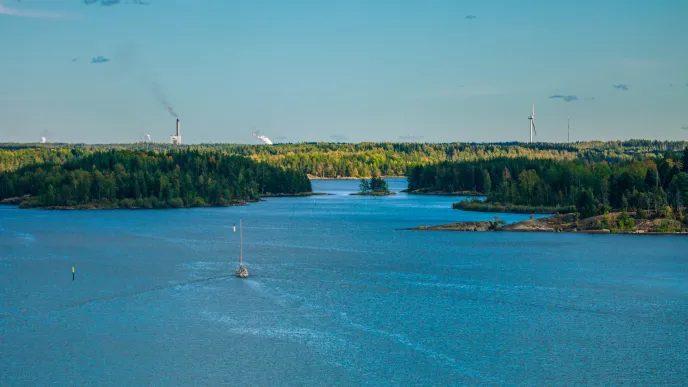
[235,219,249,278]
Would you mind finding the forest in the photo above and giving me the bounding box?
[407,147,688,218]
[0,150,312,209]
[1,142,687,215]
[3,140,687,178]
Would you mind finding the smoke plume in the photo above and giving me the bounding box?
[113,45,179,118]
[252,131,273,145]
[147,78,178,118]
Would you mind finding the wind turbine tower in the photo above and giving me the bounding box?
[528,104,536,143]
[567,116,570,143]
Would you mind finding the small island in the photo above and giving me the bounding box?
[350,176,396,196]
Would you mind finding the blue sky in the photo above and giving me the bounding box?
[1,0,687,144]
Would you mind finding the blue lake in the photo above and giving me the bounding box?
[1,178,687,385]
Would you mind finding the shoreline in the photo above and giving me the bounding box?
[3,203,252,211]
[0,195,259,210]
[349,191,397,196]
[2,191,337,210]
[400,213,688,235]
[260,192,331,197]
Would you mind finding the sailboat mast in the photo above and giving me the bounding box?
[239,219,243,266]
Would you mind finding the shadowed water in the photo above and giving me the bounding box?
[1,179,687,385]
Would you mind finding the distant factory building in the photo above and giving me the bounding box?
[170,118,182,145]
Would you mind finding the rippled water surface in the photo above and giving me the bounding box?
[1,179,687,385]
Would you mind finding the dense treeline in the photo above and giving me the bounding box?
[0,148,84,173]
[408,148,688,218]
[0,150,312,209]
[3,140,687,178]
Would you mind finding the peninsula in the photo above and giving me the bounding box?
[406,148,688,225]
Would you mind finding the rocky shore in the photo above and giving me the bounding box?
[399,221,493,231]
[0,196,28,205]
[402,213,688,234]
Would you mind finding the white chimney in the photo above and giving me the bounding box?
[170,118,182,145]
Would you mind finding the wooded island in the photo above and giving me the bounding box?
[0,150,312,209]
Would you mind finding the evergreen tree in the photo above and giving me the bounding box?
[669,173,688,210]
[644,168,658,190]
[576,189,597,218]
[359,179,370,193]
[482,169,492,193]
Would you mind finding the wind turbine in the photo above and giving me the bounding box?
[528,104,536,143]
[567,116,570,143]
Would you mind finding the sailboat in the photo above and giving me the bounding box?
[235,219,249,278]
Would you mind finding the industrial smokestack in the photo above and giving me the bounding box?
[170,118,182,145]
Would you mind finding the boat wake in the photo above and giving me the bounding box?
[231,276,494,382]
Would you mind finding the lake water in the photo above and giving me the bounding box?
[1,178,687,385]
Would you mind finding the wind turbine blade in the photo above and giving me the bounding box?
[532,121,536,135]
